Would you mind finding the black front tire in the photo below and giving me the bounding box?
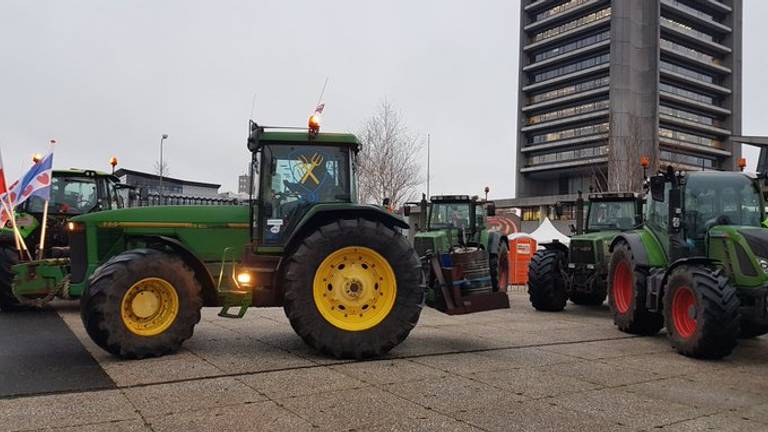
[527,249,568,312]
[607,242,663,335]
[282,218,423,359]
[663,265,740,359]
[0,245,28,312]
[489,240,509,291]
[80,249,203,359]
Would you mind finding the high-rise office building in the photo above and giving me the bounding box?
[513,0,742,220]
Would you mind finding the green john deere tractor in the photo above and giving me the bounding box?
[608,168,768,359]
[408,195,510,314]
[13,121,424,359]
[0,169,130,311]
[527,192,643,311]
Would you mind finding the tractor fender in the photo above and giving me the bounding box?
[285,205,409,253]
[486,231,508,255]
[610,232,649,267]
[133,235,219,307]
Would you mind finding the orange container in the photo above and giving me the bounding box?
[508,235,537,285]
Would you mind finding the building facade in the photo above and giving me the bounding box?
[115,168,221,198]
[238,173,251,194]
[514,0,742,222]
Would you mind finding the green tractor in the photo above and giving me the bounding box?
[607,168,768,359]
[408,195,510,314]
[527,192,643,311]
[0,169,130,310]
[13,121,423,359]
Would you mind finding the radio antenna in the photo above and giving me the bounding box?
[316,77,329,107]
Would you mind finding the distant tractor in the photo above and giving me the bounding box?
[527,192,643,311]
[408,195,510,314]
[608,168,768,359]
[0,169,130,310]
[13,120,425,360]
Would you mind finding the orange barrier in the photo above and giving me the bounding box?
[508,236,537,285]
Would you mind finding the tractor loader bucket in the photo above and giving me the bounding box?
[11,259,70,306]
[425,252,510,315]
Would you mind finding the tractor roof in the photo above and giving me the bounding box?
[55,168,117,179]
[254,130,361,153]
[430,195,475,203]
[588,192,640,201]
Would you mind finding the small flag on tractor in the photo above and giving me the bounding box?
[314,103,325,115]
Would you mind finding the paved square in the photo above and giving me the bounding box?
[2,292,768,431]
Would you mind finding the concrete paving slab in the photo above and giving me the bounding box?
[330,358,445,385]
[455,399,632,432]
[539,335,669,360]
[474,346,580,368]
[0,389,139,432]
[552,388,710,429]
[467,367,600,399]
[33,419,151,432]
[146,400,315,432]
[363,411,481,432]
[655,413,768,432]
[536,359,665,387]
[600,351,725,378]
[122,376,266,418]
[623,376,767,412]
[238,366,367,399]
[101,353,224,387]
[184,333,314,374]
[734,402,768,425]
[383,375,525,413]
[410,351,525,375]
[686,368,768,399]
[278,386,433,430]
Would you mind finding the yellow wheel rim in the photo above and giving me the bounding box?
[313,246,397,332]
[120,277,180,337]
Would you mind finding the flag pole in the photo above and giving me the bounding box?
[37,200,49,260]
[1,197,32,261]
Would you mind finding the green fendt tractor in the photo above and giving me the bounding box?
[13,121,424,359]
[408,195,510,314]
[608,168,768,359]
[527,192,643,311]
[1,169,129,310]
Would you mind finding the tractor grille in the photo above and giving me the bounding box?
[569,240,596,265]
[69,230,87,284]
[414,237,435,257]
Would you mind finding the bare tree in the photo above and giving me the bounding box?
[591,116,649,193]
[357,101,424,208]
[154,160,170,178]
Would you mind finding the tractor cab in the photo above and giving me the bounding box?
[584,193,642,233]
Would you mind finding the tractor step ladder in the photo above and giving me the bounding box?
[216,247,251,318]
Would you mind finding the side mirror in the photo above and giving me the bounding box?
[650,176,666,202]
[569,223,577,234]
[486,202,496,217]
[403,206,411,217]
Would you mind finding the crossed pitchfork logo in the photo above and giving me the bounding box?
[298,153,324,185]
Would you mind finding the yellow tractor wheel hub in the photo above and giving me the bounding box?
[313,246,397,331]
[121,277,180,336]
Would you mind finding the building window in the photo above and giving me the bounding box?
[660,60,716,84]
[529,122,609,145]
[665,0,718,24]
[660,150,716,169]
[522,207,541,221]
[659,105,718,127]
[660,16,715,43]
[659,82,715,105]
[533,53,610,83]
[532,7,612,43]
[528,99,610,125]
[533,30,610,63]
[660,39,719,65]
[535,0,593,21]
[659,127,721,148]
[527,145,609,166]
[529,76,610,104]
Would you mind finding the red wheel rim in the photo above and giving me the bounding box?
[671,286,697,338]
[612,261,633,314]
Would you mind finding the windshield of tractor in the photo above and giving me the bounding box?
[261,143,351,243]
[26,176,98,215]
[685,174,763,240]
[430,203,471,229]
[587,200,636,231]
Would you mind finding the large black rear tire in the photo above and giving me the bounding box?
[663,265,740,359]
[739,321,768,338]
[282,218,423,359]
[527,249,568,312]
[489,240,509,291]
[608,242,663,335]
[80,249,203,359]
[0,245,27,312]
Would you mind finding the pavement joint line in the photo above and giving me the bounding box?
[0,333,640,401]
[232,374,324,429]
[118,387,157,432]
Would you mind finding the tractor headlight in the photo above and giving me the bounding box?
[67,222,84,232]
[236,271,253,287]
[758,257,768,273]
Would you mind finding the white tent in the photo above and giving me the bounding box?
[529,217,571,247]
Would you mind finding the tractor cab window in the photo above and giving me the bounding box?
[685,175,763,241]
[587,201,636,231]
[430,203,471,229]
[26,176,98,215]
[261,144,351,243]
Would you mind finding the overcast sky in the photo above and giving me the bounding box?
[1,1,766,199]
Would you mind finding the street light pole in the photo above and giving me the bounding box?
[159,134,168,203]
